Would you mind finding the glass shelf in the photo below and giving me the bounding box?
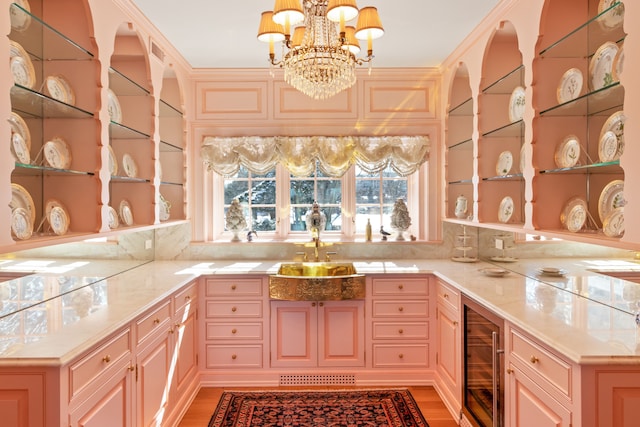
[448,179,474,185]
[482,65,525,94]
[160,99,183,117]
[109,67,150,96]
[539,2,626,58]
[448,97,473,116]
[9,3,94,61]
[11,85,94,119]
[13,163,94,177]
[539,83,623,117]
[160,141,183,152]
[110,175,151,184]
[482,173,524,181]
[109,122,150,140]
[160,181,184,187]
[539,160,621,175]
[482,119,524,138]
[448,138,473,149]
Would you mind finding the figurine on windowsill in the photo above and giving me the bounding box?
[380,226,391,241]
[247,230,257,242]
[225,198,247,242]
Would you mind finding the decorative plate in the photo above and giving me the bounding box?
[557,68,583,103]
[498,196,514,223]
[613,44,624,82]
[10,0,32,32]
[508,86,526,123]
[589,41,619,91]
[43,137,72,169]
[496,151,513,176]
[11,132,30,164]
[107,88,122,123]
[538,267,567,277]
[11,207,32,240]
[602,207,625,237]
[481,267,510,277]
[490,256,518,263]
[598,130,619,162]
[108,145,118,176]
[107,206,119,229]
[10,56,36,89]
[122,153,138,178]
[45,200,70,236]
[599,111,625,161]
[159,194,171,221]
[119,199,134,226]
[451,256,478,263]
[554,135,580,168]
[10,183,35,225]
[598,179,625,222]
[44,75,76,105]
[598,0,625,29]
[560,196,588,233]
[9,111,31,151]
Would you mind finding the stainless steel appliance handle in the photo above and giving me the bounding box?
[492,331,504,427]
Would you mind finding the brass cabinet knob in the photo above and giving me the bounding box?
[231,306,237,312]
[507,368,513,374]
[185,295,191,301]
[231,328,237,334]
[169,327,175,334]
[319,302,324,307]
[453,321,459,326]
[444,293,449,299]
[153,318,160,324]
[398,306,404,312]
[231,284,237,290]
[312,302,316,307]
[530,355,539,364]
[398,353,404,359]
[102,355,111,363]
[398,284,404,290]
[398,329,404,334]
[231,354,237,360]
[128,365,135,372]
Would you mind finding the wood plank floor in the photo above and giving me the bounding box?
[178,386,459,426]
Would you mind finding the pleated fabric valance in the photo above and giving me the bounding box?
[201,135,430,178]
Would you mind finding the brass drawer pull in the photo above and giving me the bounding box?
[507,368,513,374]
[398,306,404,312]
[398,353,404,359]
[185,295,191,301]
[153,318,160,324]
[231,354,237,360]
[231,284,237,290]
[102,355,111,363]
[398,329,404,334]
[231,328,237,334]
[530,355,539,364]
[231,306,237,312]
[398,284,404,290]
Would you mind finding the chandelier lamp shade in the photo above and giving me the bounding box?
[257,0,385,100]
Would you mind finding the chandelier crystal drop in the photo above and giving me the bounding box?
[257,0,384,100]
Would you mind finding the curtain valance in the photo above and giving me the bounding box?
[201,135,430,178]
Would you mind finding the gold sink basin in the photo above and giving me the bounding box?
[269,262,366,301]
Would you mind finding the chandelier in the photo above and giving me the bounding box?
[257,0,384,100]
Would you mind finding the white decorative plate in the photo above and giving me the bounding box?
[43,137,72,169]
[11,207,32,240]
[10,56,36,89]
[557,68,583,103]
[560,197,588,233]
[451,256,478,263]
[508,86,526,123]
[496,151,513,176]
[119,199,134,226]
[10,0,32,32]
[11,132,30,164]
[107,206,119,229]
[538,267,567,277]
[498,196,514,223]
[602,207,625,237]
[598,179,625,222]
[10,183,35,225]
[481,267,510,277]
[159,194,171,221]
[554,135,580,168]
[490,256,518,263]
[108,145,118,176]
[122,153,138,178]
[598,0,625,29]
[613,44,624,82]
[598,130,619,162]
[599,111,625,161]
[589,41,619,91]
[9,112,31,152]
[44,75,76,105]
[107,88,122,123]
[45,200,70,236]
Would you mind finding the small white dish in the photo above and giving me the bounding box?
[481,267,510,277]
[10,183,35,225]
[496,151,513,176]
[10,55,36,89]
[119,199,134,226]
[108,145,118,176]
[554,135,580,168]
[508,86,526,123]
[602,207,625,238]
[589,41,619,91]
[46,201,70,236]
[598,130,619,162]
[159,194,171,221]
[11,207,32,240]
[43,137,72,169]
[598,179,625,222]
[598,0,625,29]
[613,44,624,82]
[561,197,588,233]
[122,153,138,178]
[451,256,478,263]
[10,0,32,32]
[557,68,583,103]
[107,88,122,123]
[599,111,625,161]
[107,206,119,229]
[11,132,30,164]
[44,75,76,105]
[9,112,31,152]
[490,256,518,263]
[538,267,567,277]
[498,196,514,223]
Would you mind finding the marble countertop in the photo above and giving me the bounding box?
[1,257,639,365]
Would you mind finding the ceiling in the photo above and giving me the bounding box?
[129,0,500,69]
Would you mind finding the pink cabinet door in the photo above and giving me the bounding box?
[174,308,198,398]
[508,364,572,427]
[318,300,365,367]
[136,330,174,427]
[270,301,317,367]
[436,304,461,400]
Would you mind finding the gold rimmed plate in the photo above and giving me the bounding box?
[10,183,35,225]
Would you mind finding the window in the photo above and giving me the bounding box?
[354,166,407,234]
[290,164,342,233]
[224,168,277,232]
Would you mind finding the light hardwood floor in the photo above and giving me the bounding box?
[178,386,459,427]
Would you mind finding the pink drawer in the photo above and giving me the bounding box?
[205,278,263,297]
[174,281,198,315]
[436,280,460,312]
[206,301,263,318]
[205,344,263,368]
[372,343,429,367]
[372,300,429,317]
[372,321,429,340]
[69,328,131,398]
[371,277,429,296]
[135,300,172,345]
[206,322,263,340]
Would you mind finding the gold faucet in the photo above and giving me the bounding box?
[313,237,320,262]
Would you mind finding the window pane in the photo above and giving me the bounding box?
[290,180,315,205]
[317,180,341,204]
[224,181,249,204]
[324,207,342,231]
[290,206,309,231]
[252,207,276,231]
[355,180,380,204]
[382,180,407,203]
[251,180,276,204]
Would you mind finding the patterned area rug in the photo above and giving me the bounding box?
[208,389,429,427]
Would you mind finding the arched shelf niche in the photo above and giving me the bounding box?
[7,0,100,248]
[445,62,474,221]
[107,22,155,229]
[477,20,525,226]
[158,68,186,222]
[532,0,625,242]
